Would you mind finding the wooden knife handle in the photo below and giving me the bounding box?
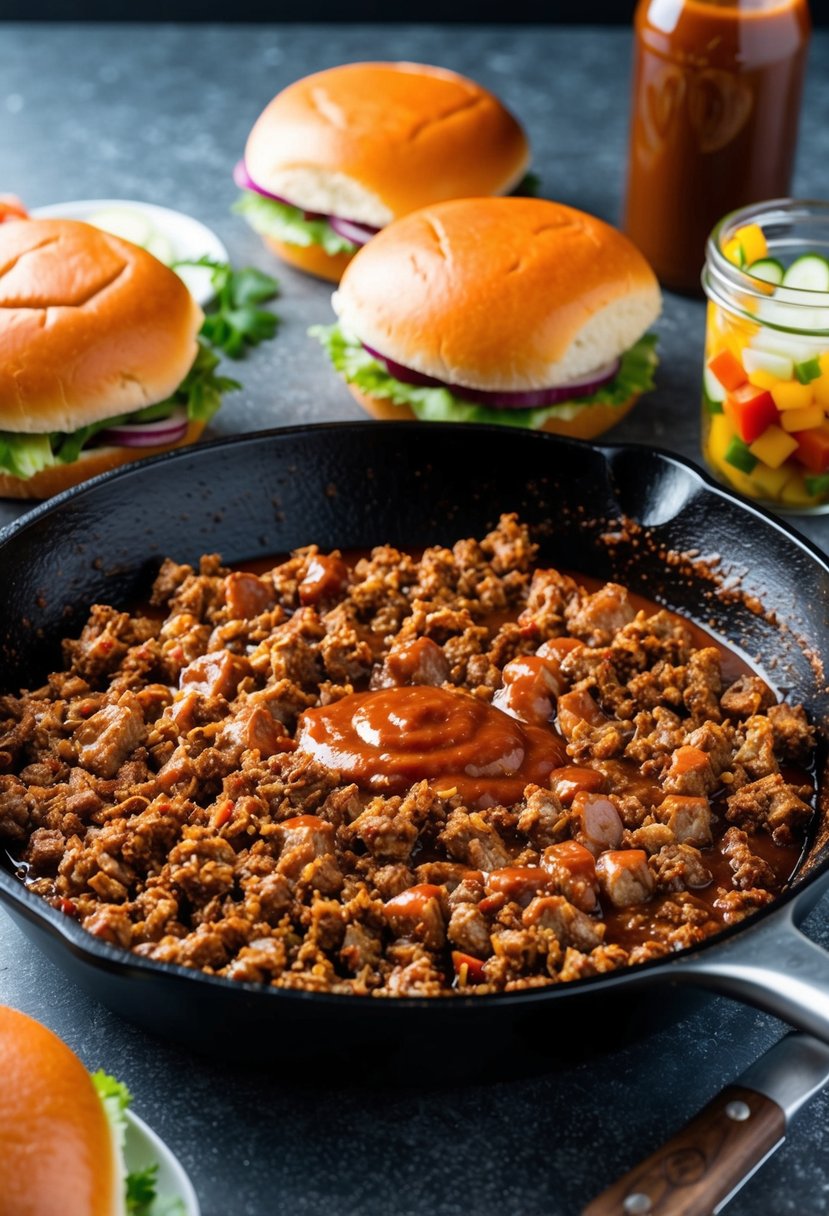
[583,1084,786,1216]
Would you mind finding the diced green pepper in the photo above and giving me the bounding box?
[804,473,829,498]
[794,356,822,385]
[725,436,758,474]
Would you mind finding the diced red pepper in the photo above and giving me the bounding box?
[212,800,235,829]
[794,426,829,474]
[451,951,487,984]
[725,383,779,444]
[58,898,78,918]
[708,350,746,393]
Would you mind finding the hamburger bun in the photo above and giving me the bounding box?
[263,235,355,284]
[245,62,529,227]
[0,218,211,498]
[241,62,530,278]
[0,218,203,434]
[0,1005,122,1216]
[0,419,206,500]
[345,384,641,440]
[334,196,661,394]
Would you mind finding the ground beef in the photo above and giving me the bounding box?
[0,514,814,998]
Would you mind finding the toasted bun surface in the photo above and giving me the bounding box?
[334,196,661,391]
[0,1006,122,1216]
[346,384,641,439]
[0,219,203,433]
[263,236,355,283]
[245,62,530,228]
[0,419,206,500]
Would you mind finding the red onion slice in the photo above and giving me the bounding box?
[360,344,621,410]
[234,161,380,236]
[327,215,380,246]
[98,407,189,449]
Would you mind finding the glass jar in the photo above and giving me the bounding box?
[624,0,811,294]
[701,199,829,513]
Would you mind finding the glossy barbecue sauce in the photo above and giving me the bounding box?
[241,552,812,959]
[624,0,810,293]
[296,685,567,808]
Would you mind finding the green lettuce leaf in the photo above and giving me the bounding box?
[0,340,239,481]
[92,1070,186,1216]
[0,433,57,479]
[234,191,358,256]
[169,339,240,424]
[311,324,658,429]
[91,1068,131,1149]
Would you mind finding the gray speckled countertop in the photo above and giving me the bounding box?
[1,22,829,1216]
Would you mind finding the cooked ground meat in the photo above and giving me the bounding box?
[0,515,814,997]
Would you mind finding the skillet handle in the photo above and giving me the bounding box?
[582,1084,785,1216]
[676,895,829,1043]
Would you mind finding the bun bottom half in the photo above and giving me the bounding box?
[346,385,640,440]
[264,237,354,283]
[0,419,206,500]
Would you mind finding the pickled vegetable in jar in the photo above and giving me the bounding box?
[701,199,829,513]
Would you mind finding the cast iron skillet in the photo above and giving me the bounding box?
[1,422,828,1069]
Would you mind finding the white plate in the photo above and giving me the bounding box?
[125,1108,201,1216]
[31,198,228,306]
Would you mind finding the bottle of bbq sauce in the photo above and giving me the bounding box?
[623,0,811,294]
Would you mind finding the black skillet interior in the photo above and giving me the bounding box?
[1,423,828,1072]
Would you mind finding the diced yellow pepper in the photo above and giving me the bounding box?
[732,224,767,266]
[820,353,829,377]
[706,413,736,470]
[723,237,745,267]
[771,380,813,412]
[747,368,780,391]
[721,329,749,362]
[749,426,799,469]
[780,405,825,433]
[780,472,820,507]
[813,374,829,409]
[723,464,758,497]
[750,461,792,500]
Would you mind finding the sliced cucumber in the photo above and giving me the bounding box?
[748,258,784,286]
[145,232,175,265]
[175,263,214,300]
[742,347,793,381]
[782,255,829,293]
[88,207,153,247]
[703,366,727,403]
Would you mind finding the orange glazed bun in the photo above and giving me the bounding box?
[329,196,661,437]
[0,218,205,498]
[344,385,640,441]
[238,61,530,281]
[0,420,206,501]
[0,1006,124,1216]
[263,236,355,285]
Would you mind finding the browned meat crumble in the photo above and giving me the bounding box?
[0,515,815,997]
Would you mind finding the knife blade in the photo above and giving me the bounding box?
[582,1032,829,1216]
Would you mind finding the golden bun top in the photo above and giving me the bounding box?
[333,196,662,390]
[0,219,203,433]
[244,61,530,228]
[0,1005,123,1216]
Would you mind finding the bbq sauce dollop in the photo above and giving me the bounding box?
[295,685,566,807]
